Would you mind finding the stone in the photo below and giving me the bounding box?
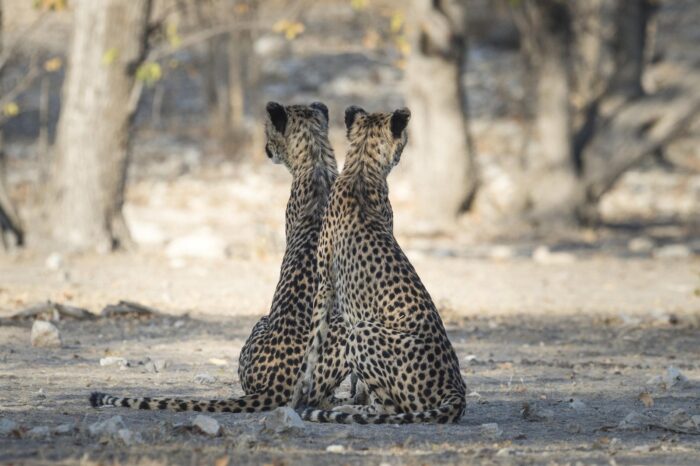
[488,245,515,261]
[192,415,221,436]
[325,445,346,453]
[480,423,502,439]
[664,366,691,389]
[30,321,62,348]
[45,253,64,270]
[628,236,654,253]
[27,426,51,439]
[128,220,166,246]
[99,357,129,369]
[532,246,575,264]
[88,415,126,437]
[194,373,217,385]
[653,244,692,260]
[0,418,19,436]
[117,428,143,445]
[263,407,305,434]
[568,397,587,412]
[165,228,228,260]
[53,423,76,435]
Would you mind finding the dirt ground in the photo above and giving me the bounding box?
[1,246,700,465]
[1,155,700,466]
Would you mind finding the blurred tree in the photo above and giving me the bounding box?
[0,2,25,249]
[511,0,700,227]
[195,0,258,158]
[50,0,153,252]
[406,0,478,230]
[515,0,579,225]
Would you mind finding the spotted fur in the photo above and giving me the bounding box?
[90,102,354,413]
[291,106,467,424]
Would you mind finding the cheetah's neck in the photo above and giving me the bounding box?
[285,133,338,237]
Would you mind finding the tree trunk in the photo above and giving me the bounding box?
[516,0,580,226]
[51,0,152,252]
[406,0,477,230]
[0,2,24,249]
[0,136,24,249]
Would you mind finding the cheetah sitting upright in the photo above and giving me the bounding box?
[291,106,467,424]
[91,102,355,413]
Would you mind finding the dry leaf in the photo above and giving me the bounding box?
[638,392,654,408]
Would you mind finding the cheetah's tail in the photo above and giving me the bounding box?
[89,391,281,413]
[298,395,465,424]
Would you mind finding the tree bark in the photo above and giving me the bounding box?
[516,0,580,225]
[406,0,477,230]
[51,0,152,252]
[0,136,24,249]
[0,2,24,249]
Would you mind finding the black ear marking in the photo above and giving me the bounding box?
[390,107,411,138]
[344,106,367,132]
[310,102,329,122]
[266,101,288,134]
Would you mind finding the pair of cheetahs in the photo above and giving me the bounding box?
[90,102,467,424]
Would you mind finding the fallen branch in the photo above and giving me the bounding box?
[100,300,164,319]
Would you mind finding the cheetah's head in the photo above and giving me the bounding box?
[344,106,411,175]
[264,101,330,174]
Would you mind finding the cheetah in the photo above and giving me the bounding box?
[291,106,467,424]
[91,102,356,413]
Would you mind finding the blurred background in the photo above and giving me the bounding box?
[0,0,698,316]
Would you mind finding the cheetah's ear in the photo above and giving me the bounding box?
[390,108,411,138]
[344,106,367,133]
[310,102,329,122]
[266,101,288,134]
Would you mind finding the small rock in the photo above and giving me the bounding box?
[45,252,64,270]
[117,428,142,445]
[480,422,502,439]
[263,407,305,434]
[495,448,511,457]
[53,423,76,435]
[129,220,166,246]
[464,354,478,364]
[165,228,228,260]
[30,321,62,348]
[566,422,582,434]
[100,357,129,369]
[208,358,228,366]
[35,388,46,399]
[567,397,587,411]
[664,366,690,389]
[653,244,692,260]
[0,418,19,436]
[143,358,168,374]
[88,416,126,437]
[325,444,346,453]
[532,246,576,264]
[194,373,217,385]
[618,411,653,430]
[27,426,51,439]
[662,409,698,432]
[192,415,221,436]
[488,245,514,261]
[628,237,654,253]
[521,402,553,422]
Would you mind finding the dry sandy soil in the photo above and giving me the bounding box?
[1,247,700,465]
[1,160,700,466]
